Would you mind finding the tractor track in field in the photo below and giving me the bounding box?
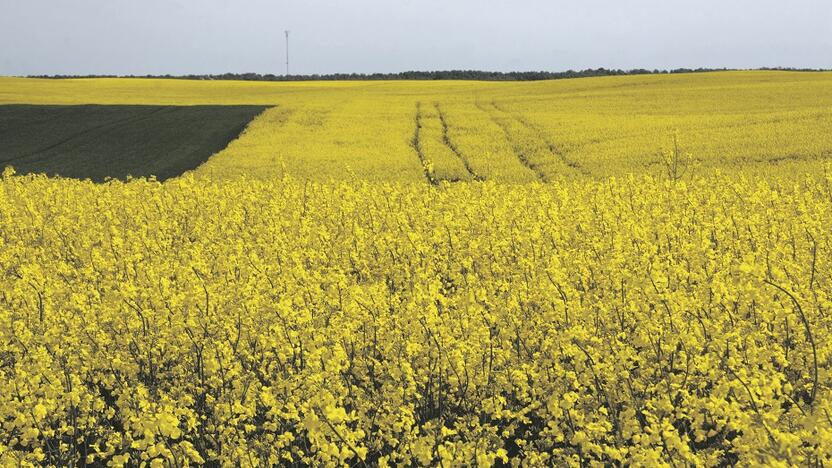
[476,100,548,182]
[434,102,484,181]
[490,100,591,177]
[410,102,438,186]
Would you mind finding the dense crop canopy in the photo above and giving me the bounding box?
[1,71,831,465]
[1,169,832,465]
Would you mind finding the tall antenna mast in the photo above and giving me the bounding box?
[284,30,290,76]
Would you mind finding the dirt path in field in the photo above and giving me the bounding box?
[434,102,484,181]
[410,102,438,185]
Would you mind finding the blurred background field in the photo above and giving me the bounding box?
[1,70,830,182]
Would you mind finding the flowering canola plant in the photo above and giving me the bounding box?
[2,71,832,465]
[2,167,832,466]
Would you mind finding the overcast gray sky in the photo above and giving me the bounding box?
[1,0,830,76]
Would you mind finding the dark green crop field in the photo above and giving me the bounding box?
[0,105,267,181]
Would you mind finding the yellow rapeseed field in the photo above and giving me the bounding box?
[3,71,831,181]
[1,72,832,466]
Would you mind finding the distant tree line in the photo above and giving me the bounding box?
[28,67,829,82]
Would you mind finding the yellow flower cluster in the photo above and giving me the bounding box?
[2,168,831,466]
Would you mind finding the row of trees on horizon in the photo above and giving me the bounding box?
[28,67,826,82]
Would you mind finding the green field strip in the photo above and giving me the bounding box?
[0,104,269,181]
